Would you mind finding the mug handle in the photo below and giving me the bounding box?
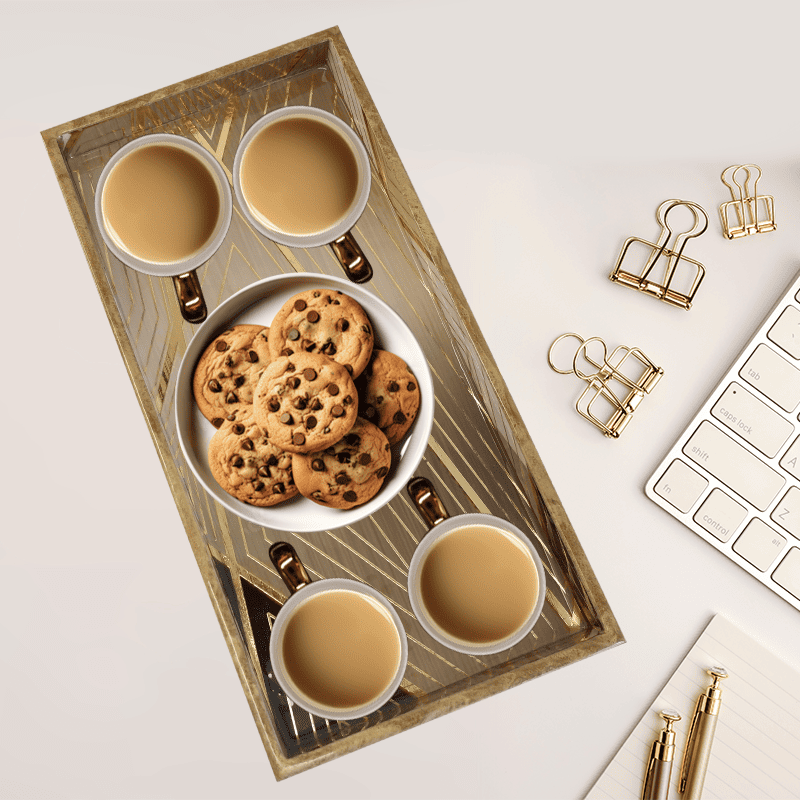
[173,269,208,324]
[329,231,373,283]
[269,541,312,595]
[407,477,450,529]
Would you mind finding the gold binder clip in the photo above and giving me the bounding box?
[609,199,709,310]
[719,164,776,239]
[548,333,664,438]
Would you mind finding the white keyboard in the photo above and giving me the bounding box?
[646,270,800,611]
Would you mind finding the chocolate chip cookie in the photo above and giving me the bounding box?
[267,289,374,378]
[208,410,298,507]
[292,418,392,509]
[253,353,358,454]
[193,324,272,427]
[356,350,421,445]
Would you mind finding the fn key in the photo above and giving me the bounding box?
[654,460,709,512]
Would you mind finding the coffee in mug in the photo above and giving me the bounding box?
[418,523,540,646]
[268,542,408,720]
[233,107,373,282]
[280,589,402,711]
[407,478,546,655]
[95,133,232,323]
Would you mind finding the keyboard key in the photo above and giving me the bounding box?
[779,436,800,480]
[682,421,785,511]
[739,344,800,411]
[772,547,800,600]
[767,306,800,359]
[733,519,786,571]
[693,489,747,542]
[770,486,800,537]
[653,460,708,512]
[710,382,794,457]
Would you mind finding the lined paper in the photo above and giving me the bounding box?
[586,615,800,799]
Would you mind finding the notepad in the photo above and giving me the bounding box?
[586,615,800,799]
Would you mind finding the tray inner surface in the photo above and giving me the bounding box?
[55,36,609,765]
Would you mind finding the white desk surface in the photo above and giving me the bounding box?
[4,2,800,798]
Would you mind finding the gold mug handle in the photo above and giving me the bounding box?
[407,477,450,529]
[329,231,373,283]
[269,541,312,595]
[172,270,208,324]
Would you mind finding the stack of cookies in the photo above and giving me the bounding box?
[192,288,421,511]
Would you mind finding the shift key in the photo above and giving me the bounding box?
[683,421,785,511]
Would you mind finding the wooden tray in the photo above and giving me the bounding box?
[41,26,623,780]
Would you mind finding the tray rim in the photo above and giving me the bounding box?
[41,25,624,781]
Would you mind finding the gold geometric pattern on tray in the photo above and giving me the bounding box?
[42,28,622,780]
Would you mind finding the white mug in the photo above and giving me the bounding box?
[95,133,232,323]
[406,478,547,656]
[233,106,373,282]
[268,542,408,720]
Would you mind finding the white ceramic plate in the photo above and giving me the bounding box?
[175,273,434,533]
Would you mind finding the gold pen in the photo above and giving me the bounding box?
[642,709,681,800]
[679,666,729,799]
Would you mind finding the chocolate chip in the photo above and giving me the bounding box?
[345,433,361,446]
[267,397,280,412]
[376,466,388,478]
[343,491,358,502]
[327,383,340,396]
[208,379,222,393]
[331,405,344,417]
[267,455,278,467]
[231,456,244,468]
[335,473,350,485]
[226,413,236,421]
[212,418,224,428]
[247,350,259,363]
[343,395,353,405]
[294,299,307,312]
[388,381,399,392]
[242,439,254,451]
[234,375,246,387]
[253,481,265,492]
[288,376,301,389]
[293,432,305,446]
[307,310,320,323]
[280,412,293,424]
[361,324,370,334]
[310,398,323,411]
[321,341,337,356]
[336,319,349,332]
[336,452,351,464]
[364,405,376,419]
[293,397,307,410]
[225,356,235,367]
[303,368,317,381]
[225,392,238,404]
[407,382,416,391]
[273,483,285,494]
[306,416,317,429]
[288,329,300,341]
[286,362,295,372]
[303,340,317,352]
[215,340,228,352]
[257,466,271,478]
[394,411,407,424]
[311,458,325,471]
[323,426,331,434]
[232,423,245,435]
[281,348,293,357]
[358,453,371,465]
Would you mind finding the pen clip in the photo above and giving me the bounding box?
[678,695,702,793]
